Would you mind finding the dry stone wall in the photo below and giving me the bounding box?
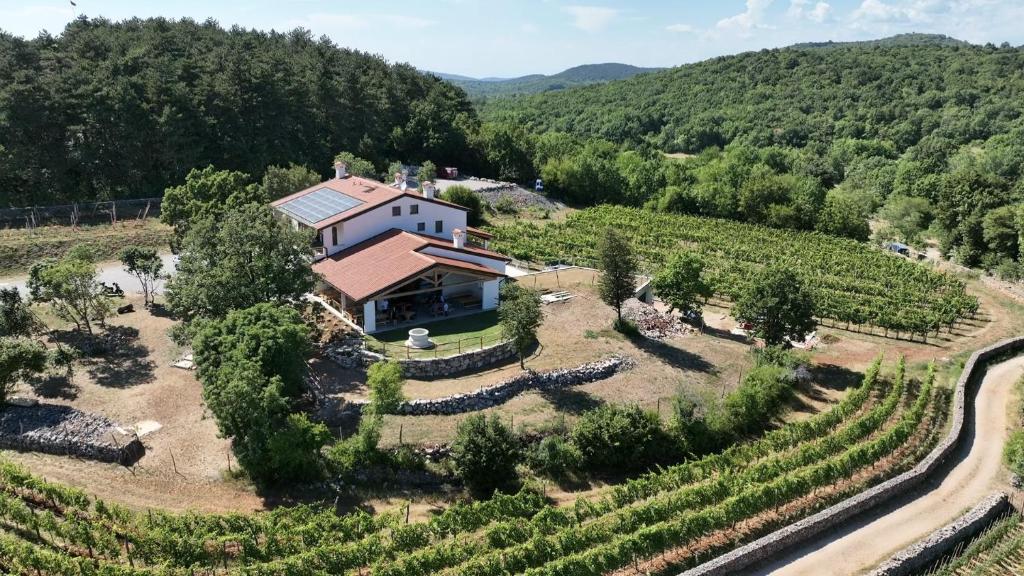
[869,492,1011,576]
[0,403,144,465]
[324,340,517,379]
[680,336,1024,576]
[340,356,632,417]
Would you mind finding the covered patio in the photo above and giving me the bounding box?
[312,228,508,334]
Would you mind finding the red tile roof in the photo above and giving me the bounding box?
[314,229,506,303]
[271,175,468,230]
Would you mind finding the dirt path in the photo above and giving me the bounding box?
[743,355,1024,576]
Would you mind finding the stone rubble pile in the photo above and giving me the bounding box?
[0,404,145,465]
[623,299,692,340]
[342,355,632,417]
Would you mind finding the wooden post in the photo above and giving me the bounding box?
[399,424,403,445]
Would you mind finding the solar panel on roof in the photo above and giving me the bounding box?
[278,188,364,225]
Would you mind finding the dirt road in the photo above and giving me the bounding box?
[743,355,1024,576]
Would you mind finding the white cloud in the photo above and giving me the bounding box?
[563,5,619,33]
[716,0,776,36]
[789,0,832,23]
[666,23,698,33]
[850,0,913,22]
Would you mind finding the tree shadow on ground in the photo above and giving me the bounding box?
[25,374,79,400]
[701,324,754,345]
[806,363,864,394]
[67,325,156,388]
[626,333,716,374]
[538,387,605,414]
[147,303,179,320]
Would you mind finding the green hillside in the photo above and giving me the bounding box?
[434,63,664,98]
[477,37,1024,269]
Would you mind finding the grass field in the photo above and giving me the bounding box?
[365,310,504,359]
[0,220,173,275]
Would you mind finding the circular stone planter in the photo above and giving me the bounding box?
[406,328,434,349]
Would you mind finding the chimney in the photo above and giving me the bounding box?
[453,228,466,249]
[334,161,347,179]
[422,181,436,199]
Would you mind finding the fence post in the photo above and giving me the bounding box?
[480,336,484,351]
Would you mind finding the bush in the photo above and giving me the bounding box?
[1005,429,1024,477]
[328,414,384,474]
[367,361,405,415]
[570,404,676,472]
[493,195,519,215]
[527,436,582,479]
[440,185,484,226]
[709,363,794,438]
[451,414,521,497]
[262,413,332,482]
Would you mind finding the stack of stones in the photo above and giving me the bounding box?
[341,356,632,417]
[0,404,144,465]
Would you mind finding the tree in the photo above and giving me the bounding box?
[33,249,110,335]
[119,247,165,308]
[651,252,712,320]
[193,304,326,484]
[192,303,310,398]
[733,267,816,346]
[497,282,543,368]
[982,204,1020,260]
[366,361,405,415]
[418,160,438,184]
[451,414,520,498]
[816,191,870,241]
[262,164,321,200]
[166,204,316,320]
[334,152,377,179]
[160,166,265,243]
[0,339,47,405]
[877,194,933,245]
[597,228,638,325]
[0,287,42,338]
[440,185,484,226]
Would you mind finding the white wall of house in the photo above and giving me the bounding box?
[482,279,500,310]
[327,195,467,256]
[363,301,376,333]
[420,246,507,274]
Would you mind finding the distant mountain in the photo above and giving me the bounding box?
[791,33,970,50]
[432,63,665,98]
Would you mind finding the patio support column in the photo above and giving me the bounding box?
[363,301,377,333]
[482,279,500,311]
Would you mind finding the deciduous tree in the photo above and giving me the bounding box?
[597,228,638,325]
[0,339,47,405]
[651,252,711,320]
[166,204,316,320]
[733,266,816,346]
[451,414,520,498]
[498,282,542,368]
[119,247,165,308]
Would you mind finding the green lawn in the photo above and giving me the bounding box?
[365,310,504,359]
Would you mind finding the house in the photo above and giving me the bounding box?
[272,161,508,333]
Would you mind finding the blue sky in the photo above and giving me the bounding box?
[1,0,1022,77]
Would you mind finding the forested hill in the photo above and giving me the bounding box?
[480,38,1024,269]
[434,63,664,98]
[791,32,970,49]
[481,39,1024,151]
[0,17,479,206]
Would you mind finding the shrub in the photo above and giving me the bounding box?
[328,414,384,474]
[570,404,676,472]
[493,195,519,215]
[709,363,794,438]
[440,185,484,226]
[1005,429,1024,477]
[451,414,521,497]
[367,361,405,415]
[527,436,583,479]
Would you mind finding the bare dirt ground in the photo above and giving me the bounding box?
[2,295,264,513]
[743,355,1024,576]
